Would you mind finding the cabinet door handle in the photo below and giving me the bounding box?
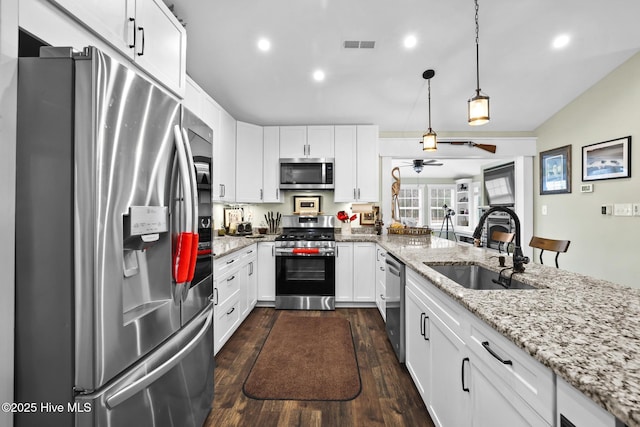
[276,189,279,200]
[249,262,254,276]
[353,188,356,199]
[357,188,361,200]
[423,315,430,341]
[380,294,385,300]
[226,307,235,315]
[419,313,426,337]
[482,341,513,365]
[226,259,235,265]
[379,266,385,271]
[213,288,218,305]
[222,184,226,197]
[461,357,470,392]
[227,275,235,282]
[128,18,136,48]
[260,189,263,200]
[272,245,275,257]
[137,26,145,56]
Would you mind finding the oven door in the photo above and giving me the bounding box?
[276,254,335,296]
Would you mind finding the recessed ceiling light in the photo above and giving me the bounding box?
[257,38,271,52]
[313,70,325,81]
[404,35,417,49]
[552,34,570,49]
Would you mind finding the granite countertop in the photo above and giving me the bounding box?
[212,232,640,426]
[212,234,277,258]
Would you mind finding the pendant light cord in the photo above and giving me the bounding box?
[427,78,432,131]
[474,0,481,93]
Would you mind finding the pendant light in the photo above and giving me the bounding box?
[421,69,437,151]
[468,0,490,126]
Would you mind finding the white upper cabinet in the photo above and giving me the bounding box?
[235,121,264,203]
[47,0,132,53]
[279,126,307,158]
[213,109,236,202]
[279,126,334,159]
[133,0,186,95]
[334,125,379,202]
[47,0,186,96]
[306,126,334,158]
[262,127,281,203]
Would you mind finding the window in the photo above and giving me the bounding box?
[398,185,423,226]
[427,185,455,229]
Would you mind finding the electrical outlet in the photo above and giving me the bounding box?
[614,203,633,216]
[541,205,548,215]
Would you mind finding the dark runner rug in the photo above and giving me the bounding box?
[243,315,362,401]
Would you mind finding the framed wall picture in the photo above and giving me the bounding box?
[582,136,631,181]
[540,145,571,195]
[360,206,379,225]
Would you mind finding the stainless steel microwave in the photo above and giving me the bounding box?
[279,158,334,190]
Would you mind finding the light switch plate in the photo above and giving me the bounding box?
[580,183,594,193]
[541,205,548,215]
[601,205,612,215]
[633,203,640,216]
[614,203,633,216]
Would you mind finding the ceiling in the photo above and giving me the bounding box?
[171,0,640,133]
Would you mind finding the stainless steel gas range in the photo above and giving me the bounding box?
[274,215,336,310]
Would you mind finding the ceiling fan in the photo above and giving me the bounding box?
[401,159,444,173]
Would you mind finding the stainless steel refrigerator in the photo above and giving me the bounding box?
[15,46,214,427]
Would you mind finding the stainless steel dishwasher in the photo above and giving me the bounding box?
[385,253,405,363]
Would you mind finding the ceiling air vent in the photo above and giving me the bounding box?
[343,40,376,49]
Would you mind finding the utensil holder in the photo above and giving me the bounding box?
[341,222,351,235]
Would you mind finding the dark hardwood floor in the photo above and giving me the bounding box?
[204,307,435,427]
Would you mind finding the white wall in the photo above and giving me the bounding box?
[534,52,640,288]
[0,0,18,425]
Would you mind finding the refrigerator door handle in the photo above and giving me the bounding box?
[181,127,199,294]
[105,305,213,409]
[172,126,193,287]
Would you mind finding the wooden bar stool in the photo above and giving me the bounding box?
[528,236,570,268]
[492,231,515,255]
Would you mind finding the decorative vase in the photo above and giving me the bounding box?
[341,222,351,235]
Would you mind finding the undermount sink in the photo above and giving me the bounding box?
[425,264,538,290]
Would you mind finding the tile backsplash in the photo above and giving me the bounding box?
[213,190,374,231]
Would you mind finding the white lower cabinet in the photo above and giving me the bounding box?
[405,267,554,427]
[405,284,432,404]
[428,312,470,427]
[336,242,375,303]
[238,246,257,318]
[257,242,276,302]
[468,358,548,427]
[213,244,257,355]
[375,245,386,320]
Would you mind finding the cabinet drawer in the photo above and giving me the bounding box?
[406,269,465,337]
[238,245,257,264]
[215,269,241,307]
[214,251,242,277]
[468,319,554,424]
[214,292,241,353]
